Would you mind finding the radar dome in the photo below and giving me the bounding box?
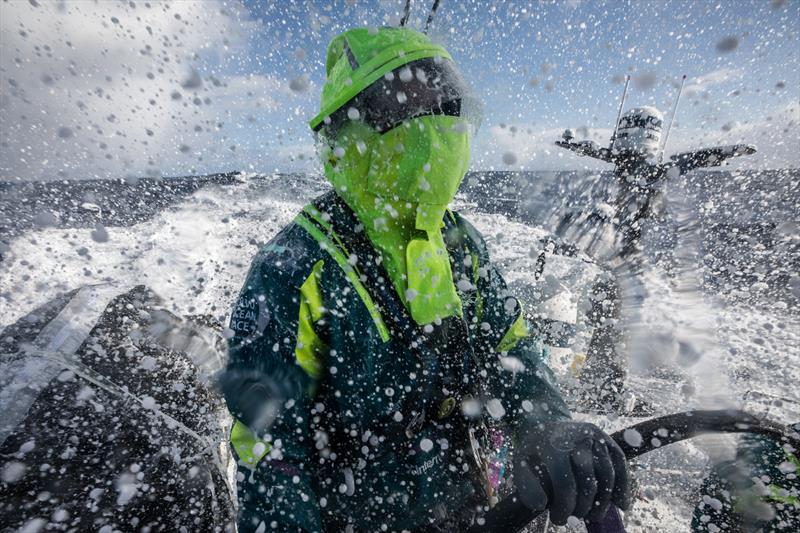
[613,106,664,158]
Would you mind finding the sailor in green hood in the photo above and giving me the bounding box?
[221,27,630,532]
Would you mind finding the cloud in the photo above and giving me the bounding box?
[0,0,314,181]
[665,102,800,168]
[683,68,744,96]
[470,66,762,171]
[1,3,795,180]
[471,68,795,170]
[472,124,613,170]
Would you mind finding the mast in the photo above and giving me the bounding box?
[660,74,687,163]
[608,75,631,152]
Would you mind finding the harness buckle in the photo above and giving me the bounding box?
[405,408,427,439]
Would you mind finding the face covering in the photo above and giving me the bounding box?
[322,115,471,325]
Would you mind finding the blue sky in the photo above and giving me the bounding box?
[1,0,798,180]
[240,0,798,121]
[218,0,800,171]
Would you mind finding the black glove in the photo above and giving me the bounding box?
[218,367,300,434]
[514,419,631,526]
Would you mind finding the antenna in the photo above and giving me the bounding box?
[659,74,687,163]
[423,0,441,33]
[400,0,412,26]
[608,75,631,151]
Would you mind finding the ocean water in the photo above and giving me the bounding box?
[0,170,797,531]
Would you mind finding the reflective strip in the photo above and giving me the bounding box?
[767,483,799,505]
[303,205,351,254]
[295,260,326,379]
[230,419,271,469]
[496,311,530,353]
[767,449,800,504]
[786,449,800,472]
[295,214,391,343]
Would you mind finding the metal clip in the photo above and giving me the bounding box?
[405,408,426,439]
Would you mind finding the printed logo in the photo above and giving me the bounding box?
[411,454,443,477]
[231,294,270,337]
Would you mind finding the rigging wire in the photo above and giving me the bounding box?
[660,74,687,163]
[400,0,412,26]
[608,75,630,152]
[423,0,441,33]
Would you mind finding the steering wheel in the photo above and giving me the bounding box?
[464,409,798,533]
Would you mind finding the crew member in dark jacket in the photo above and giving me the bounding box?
[221,26,630,532]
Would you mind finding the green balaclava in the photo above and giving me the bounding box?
[310,27,480,325]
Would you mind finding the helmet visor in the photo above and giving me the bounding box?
[316,56,483,142]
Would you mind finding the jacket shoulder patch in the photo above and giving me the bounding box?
[230,293,270,336]
[230,223,323,339]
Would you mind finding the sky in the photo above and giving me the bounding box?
[1,0,798,181]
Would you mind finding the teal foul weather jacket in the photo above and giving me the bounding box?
[222,191,570,532]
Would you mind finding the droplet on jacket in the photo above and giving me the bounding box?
[1,461,26,483]
[486,398,506,420]
[252,442,267,458]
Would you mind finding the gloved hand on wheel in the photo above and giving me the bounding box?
[514,419,631,526]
